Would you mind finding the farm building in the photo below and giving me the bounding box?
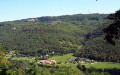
[39,60,56,64]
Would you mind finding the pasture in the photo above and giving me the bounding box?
[85,62,120,69]
[48,53,77,63]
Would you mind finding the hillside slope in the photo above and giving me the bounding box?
[74,21,120,62]
[0,14,108,56]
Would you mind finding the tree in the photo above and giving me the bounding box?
[0,45,5,59]
[77,63,82,70]
[0,45,10,75]
[103,9,120,45]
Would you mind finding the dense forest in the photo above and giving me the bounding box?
[74,20,120,62]
[0,14,108,56]
[1,13,120,62]
[74,10,120,62]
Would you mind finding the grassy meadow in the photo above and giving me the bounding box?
[48,53,77,63]
[4,57,35,62]
[85,62,120,69]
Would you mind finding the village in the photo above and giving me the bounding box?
[5,51,97,65]
[38,60,56,64]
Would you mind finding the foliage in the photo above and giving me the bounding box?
[0,46,11,75]
[74,19,120,62]
[77,63,86,71]
[103,9,120,45]
[0,14,107,56]
[0,46,5,59]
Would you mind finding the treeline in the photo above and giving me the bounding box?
[77,63,120,75]
[0,59,85,75]
[0,14,107,56]
[12,14,108,23]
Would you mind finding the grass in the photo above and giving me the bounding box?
[48,53,77,63]
[48,53,120,69]
[55,64,77,68]
[85,62,120,69]
[11,57,35,62]
[47,53,78,68]
[4,53,120,69]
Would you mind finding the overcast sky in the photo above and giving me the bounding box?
[0,0,120,22]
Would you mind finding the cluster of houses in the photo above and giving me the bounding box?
[68,58,94,64]
[38,60,56,64]
[78,59,94,63]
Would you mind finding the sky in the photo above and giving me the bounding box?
[0,0,120,22]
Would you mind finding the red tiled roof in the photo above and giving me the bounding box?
[40,60,47,63]
[50,60,56,62]
[46,61,52,64]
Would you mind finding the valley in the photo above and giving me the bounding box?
[0,13,120,75]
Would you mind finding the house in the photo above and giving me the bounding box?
[45,54,49,57]
[78,60,85,63]
[39,60,52,64]
[46,61,52,64]
[50,60,56,64]
[68,58,72,61]
[39,60,56,64]
[40,60,47,64]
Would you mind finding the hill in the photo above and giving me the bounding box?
[74,21,120,62]
[0,14,108,56]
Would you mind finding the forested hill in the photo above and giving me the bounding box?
[10,14,107,23]
[74,20,120,62]
[0,14,108,56]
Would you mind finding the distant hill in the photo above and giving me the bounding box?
[0,14,108,56]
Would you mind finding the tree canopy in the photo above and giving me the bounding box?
[103,9,120,45]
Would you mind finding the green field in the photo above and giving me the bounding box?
[9,57,35,62]
[48,53,77,63]
[55,64,77,68]
[4,53,120,69]
[85,62,120,69]
[48,53,120,69]
[56,62,120,69]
